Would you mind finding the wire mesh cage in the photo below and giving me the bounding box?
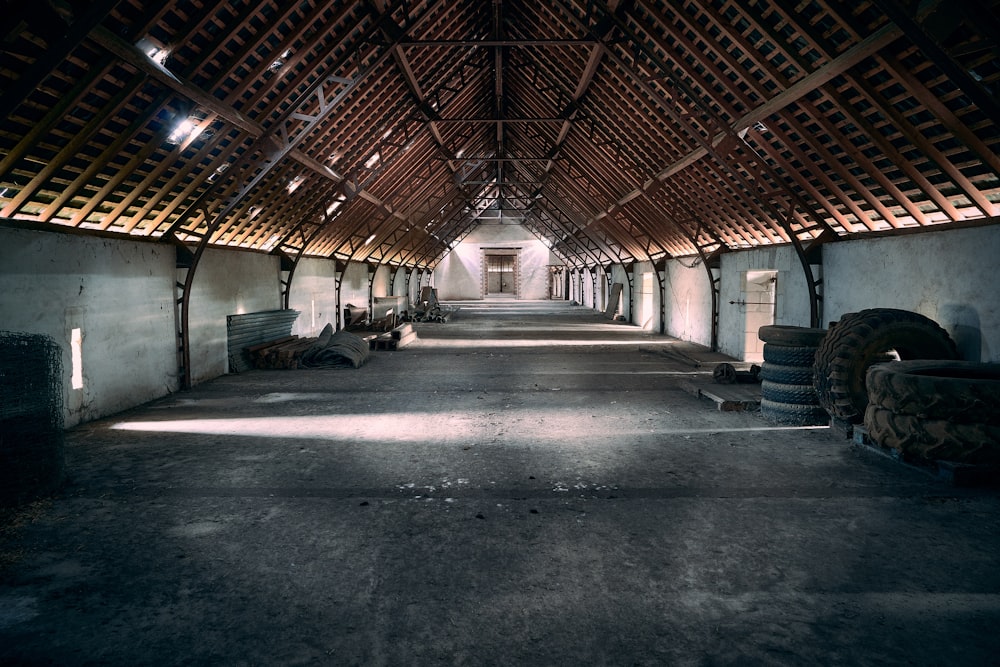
[0,331,65,506]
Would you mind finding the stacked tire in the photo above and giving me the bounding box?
[865,361,1000,464]
[812,308,958,424]
[758,325,829,425]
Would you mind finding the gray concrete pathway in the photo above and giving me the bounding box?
[2,301,999,666]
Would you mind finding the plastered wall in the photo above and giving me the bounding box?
[656,224,999,362]
[661,258,713,347]
[823,225,1000,362]
[286,257,339,337]
[0,227,176,427]
[718,245,813,360]
[187,248,281,385]
[434,223,560,300]
[3,222,997,426]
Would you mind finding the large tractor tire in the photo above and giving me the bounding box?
[813,309,957,423]
[864,406,1000,465]
[760,399,829,426]
[866,361,1000,424]
[760,363,815,385]
[758,325,828,348]
[762,344,818,367]
[760,381,820,405]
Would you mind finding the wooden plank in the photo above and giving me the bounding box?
[604,282,623,319]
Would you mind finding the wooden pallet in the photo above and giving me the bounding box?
[246,336,317,369]
[371,324,418,351]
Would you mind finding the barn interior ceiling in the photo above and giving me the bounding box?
[1,0,998,270]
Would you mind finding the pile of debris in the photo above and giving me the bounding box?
[245,321,422,370]
[400,286,460,323]
[369,322,417,351]
[300,325,371,369]
[246,325,372,370]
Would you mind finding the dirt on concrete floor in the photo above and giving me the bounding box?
[2,300,999,666]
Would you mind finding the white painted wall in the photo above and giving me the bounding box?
[823,225,1000,362]
[718,245,812,360]
[434,223,560,300]
[0,227,176,427]
[339,261,371,313]
[658,225,999,363]
[287,257,338,337]
[662,257,714,347]
[188,248,281,385]
[3,221,997,426]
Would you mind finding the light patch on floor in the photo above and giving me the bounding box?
[110,414,827,441]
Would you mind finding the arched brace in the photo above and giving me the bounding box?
[623,261,636,323]
[591,268,599,311]
[738,138,832,327]
[388,265,401,297]
[274,249,298,310]
[333,260,347,331]
[696,248,723,352]
[364,262,377,323]
[604,264,615,313]
[172,241,195,389]
[413,268,425,305]
[653,258,667,335]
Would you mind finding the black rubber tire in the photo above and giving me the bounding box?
[758,325,828,348]
[760,399,829,426]
[763,344,818,367]
[759,363,814,385]
[866,361,1000,424]
[864,405,1000,465]
[760,380,820,405]
[813,309,958,424]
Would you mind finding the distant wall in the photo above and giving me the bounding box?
[434,223,561,300]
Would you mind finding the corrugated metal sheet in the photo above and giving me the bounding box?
[227,310,300,373]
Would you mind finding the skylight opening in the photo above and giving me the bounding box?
[166,118,203,145]
[326,198,345,216]
[364,153,381,169]
[287,175,304,193]
[136,37,170,65]
[269,49,292,72]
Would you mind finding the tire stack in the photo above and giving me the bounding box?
[757,325,829,426]
[813,308,958,425]
[865,361,1000,465]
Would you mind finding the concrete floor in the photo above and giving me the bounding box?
[2,301,999,666]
